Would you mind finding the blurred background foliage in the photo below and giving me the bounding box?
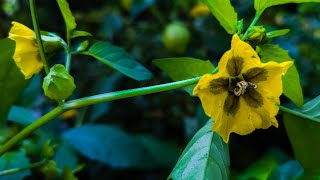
[0,0,320,179]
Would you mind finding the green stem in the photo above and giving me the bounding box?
[64,76,201,110]
[65,31,72,71]
[29,0,49,74]
[0,106,64,155]
[241,12,262,41]
[0,159,47,176]
[279,106,320,123]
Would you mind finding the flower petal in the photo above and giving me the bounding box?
[9,21,35,40]
[218,34,261,77]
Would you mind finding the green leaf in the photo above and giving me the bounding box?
[0,38,28,125]
[82,41,153,81]
[8,106,38,126]
[254,0,320,14]
[168,120,230,180]
[266,29,290,39]
[0,150,30,180]
[153,57,215,95]
[56,0,77,33]
[62,124,179,168]
[71,30,92,39]
[237,156,278,180]
[258,44,304,107]
[53,142,78,170]
[202,0,238,34]
[283,95,320,175]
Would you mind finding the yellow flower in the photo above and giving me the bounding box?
[8,21,43,79]
[193,34,293,143]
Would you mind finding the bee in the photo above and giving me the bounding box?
[234,81,257,96]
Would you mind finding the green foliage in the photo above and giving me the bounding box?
[56,0,77,34]
[153,57,215,95]
[284,95,320,176]
[266,29,290,39]
[168,120,229,180]
[202,0,238,34]
[254,0,320,13]
[0,150,30,179]
[258,44,304,107]
[62,124,179,168]
[8,106,37,126]
[70,30,92,39]
[268,160,304,180]
[0,38,28,125]
[236,156,278,180]
[53,143,78,170]
[43,64,76,101]
[82,41,153,81]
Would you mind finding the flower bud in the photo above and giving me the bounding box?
[43,64,76,102]
[248,26,267,44]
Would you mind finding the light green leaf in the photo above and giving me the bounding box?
[168,120,230,180]
[83,41,153,81]
[266,29,290,39]
[63,124,179,168]
[0,38,28,125]
[71,30,92,39]
[258,44,304,107]
[202,0,238,34]
[283,95,320,173]
[254,0,320,14]
[0,150,30,180]
[153,57,215,95]
[56,0,77,33]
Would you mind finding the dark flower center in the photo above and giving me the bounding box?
[233,80,257,96]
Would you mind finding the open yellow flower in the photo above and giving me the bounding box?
[193,34,293,143]
[8,21,43,79]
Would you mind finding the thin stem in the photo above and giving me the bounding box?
[29,0,49,74]
[0,159,47,176]
[0,106,64,155]
[65,52,72,72]
[279,105,320,123]
[64,76,201,110]
[241,12,262,41]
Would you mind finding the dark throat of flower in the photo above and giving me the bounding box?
[233,81,257,96]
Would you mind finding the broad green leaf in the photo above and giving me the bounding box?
[0,38,28,125]
[267,160,304,180]
[0,150,30,180]
[168,120,230,180]
[283,95,320,175]
[82,41,153,81]
[237,156,278,180]
[56,0,77,33]
[53,142,78,170]
[266,29,290,39]
[202,0,238,34]
[63,124,179,168]
[153,57,215,95]
[254,0,320,14]
[258,44,304,107]
[71,30,92,39]
[8,106,38,126]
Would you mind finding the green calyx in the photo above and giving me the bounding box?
[43,64,76,102]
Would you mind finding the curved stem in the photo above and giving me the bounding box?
[0,159,47,176]
[64,76,201,110]
[0,106,64,155]
[29,0,49,74]
[241,12,262,41]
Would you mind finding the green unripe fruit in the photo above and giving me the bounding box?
[43,64,76,102]
[162,22,190,54]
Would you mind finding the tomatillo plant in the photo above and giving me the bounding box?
[0,0,320,179]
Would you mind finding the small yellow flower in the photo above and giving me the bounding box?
[8,21,43,79]
[193,34,293,143]
[190,3,210,18]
